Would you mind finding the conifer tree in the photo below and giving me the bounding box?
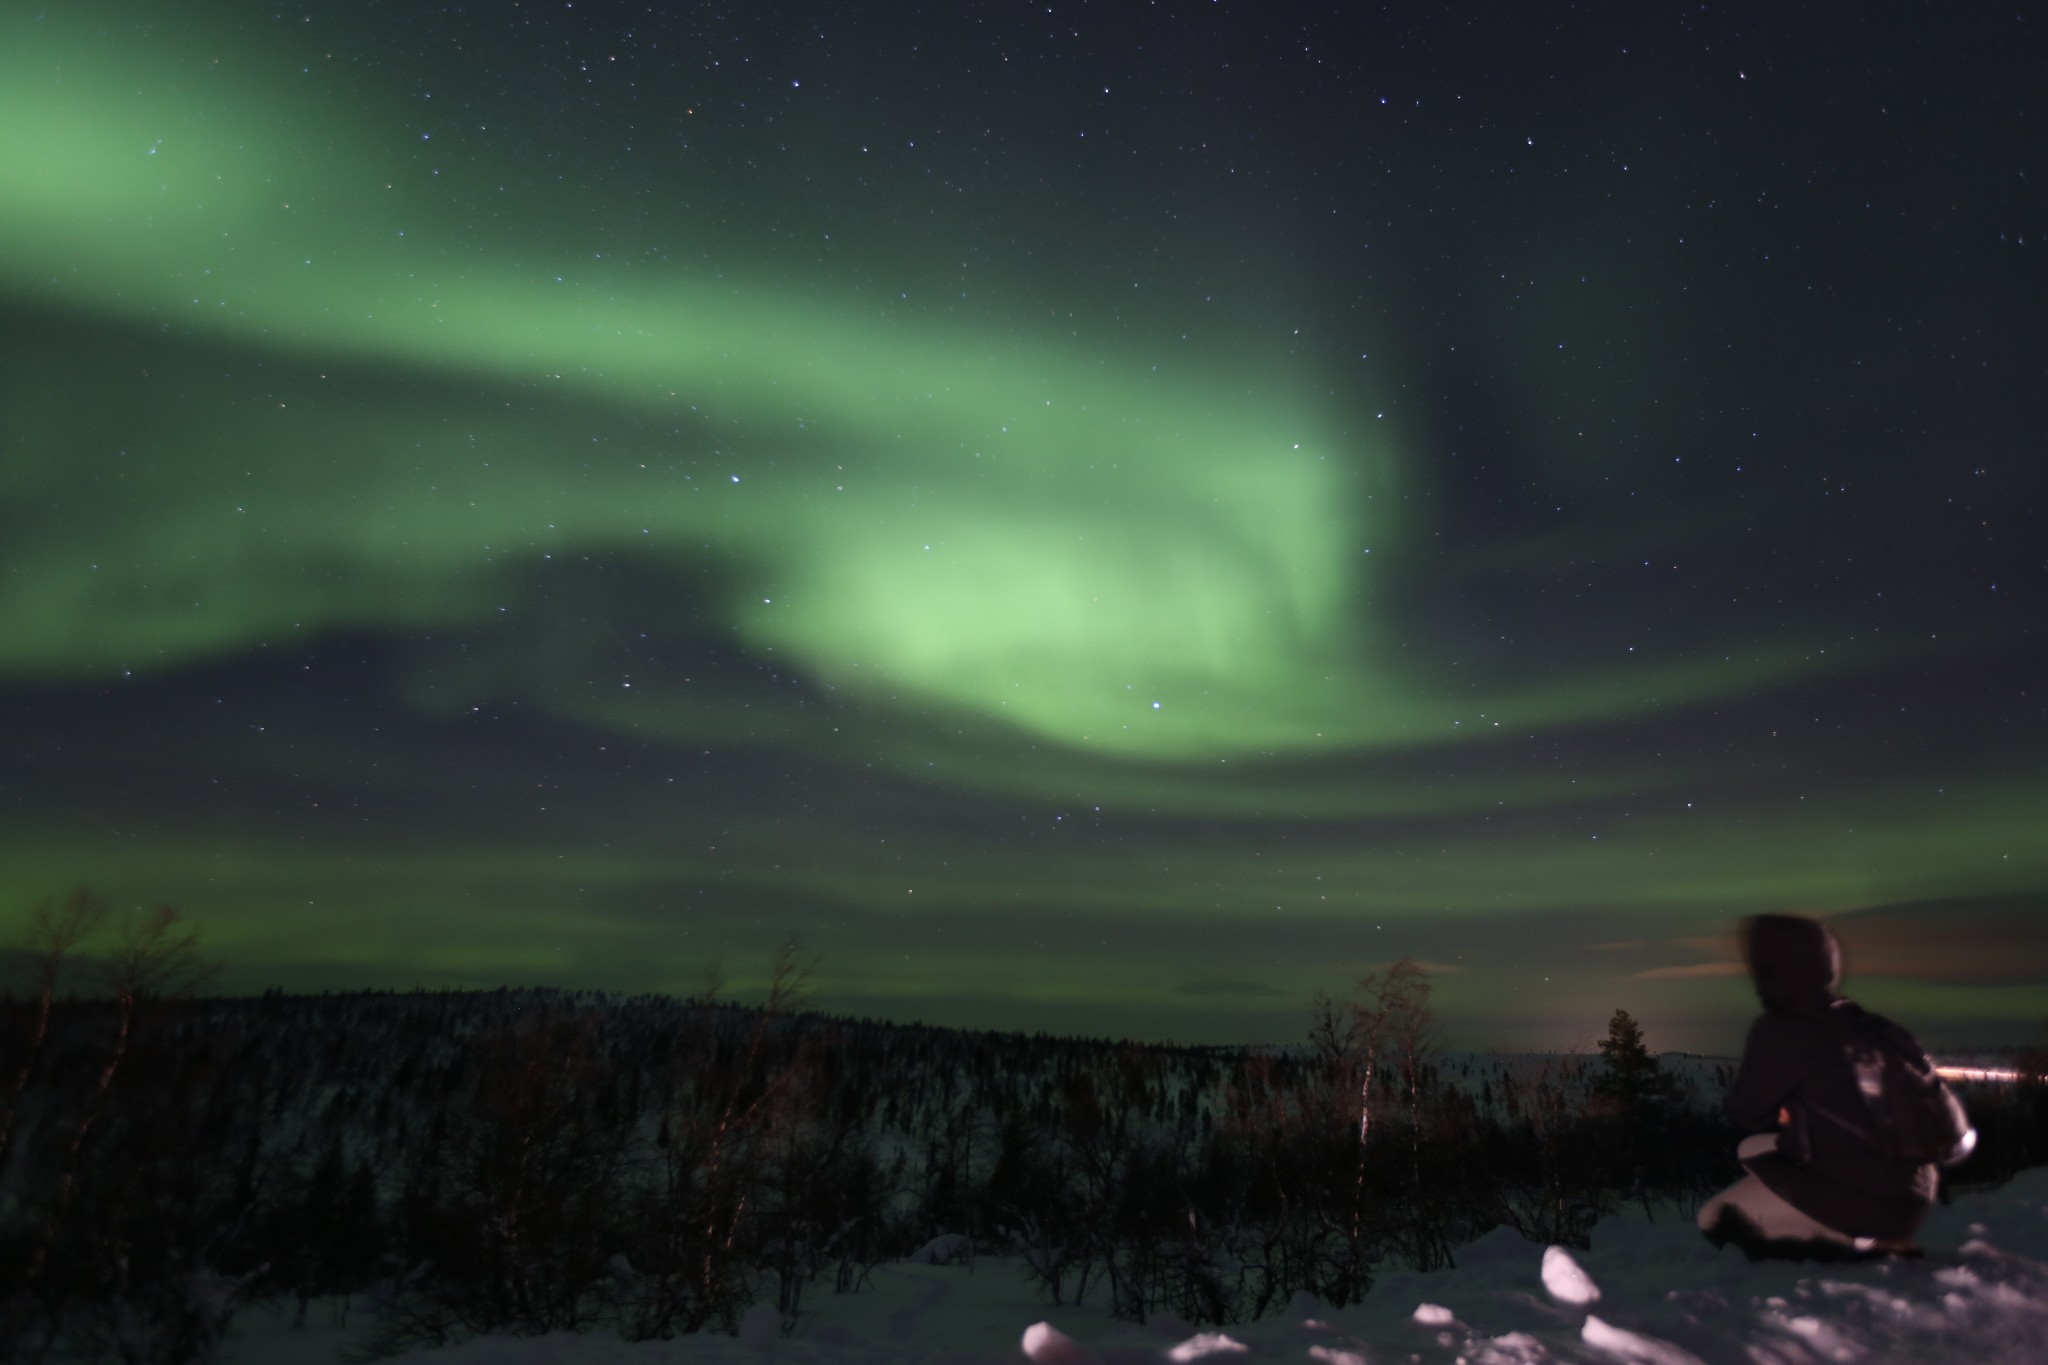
[1594,1008,1685,1215]
[1594,1009,1681,1118]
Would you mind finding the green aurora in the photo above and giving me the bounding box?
[2,1,2044,1047]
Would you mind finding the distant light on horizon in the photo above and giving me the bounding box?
[1935,1065,2034,1084]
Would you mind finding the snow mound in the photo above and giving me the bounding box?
[1541,1244,1601,1305]
[1580,1313,1703,1364]
[909,1233,975,1266]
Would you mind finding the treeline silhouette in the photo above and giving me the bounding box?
[2,902,2044,1362]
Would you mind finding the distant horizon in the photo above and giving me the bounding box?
[19,952,2044,1061]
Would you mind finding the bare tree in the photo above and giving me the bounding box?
[25,902,213,1291]
[1495,1057,1611,1249]
[618,940,820,1340]
[0,889,109,1179]
[1304,987,1376,1287]
[370,1003,628,1351]
[1350,960,1450,1270]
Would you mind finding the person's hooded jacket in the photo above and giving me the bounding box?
[1723,914,1937,1240]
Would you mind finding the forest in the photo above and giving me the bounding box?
[2,893,2044,1364]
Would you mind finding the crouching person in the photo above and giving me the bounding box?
[1698,914,1974,1259]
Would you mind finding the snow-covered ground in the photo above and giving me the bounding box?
[227,1166,2048,1365]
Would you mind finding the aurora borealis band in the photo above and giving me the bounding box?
[3,1,2044,1049]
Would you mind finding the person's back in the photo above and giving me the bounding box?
[1698,914,1955,1256]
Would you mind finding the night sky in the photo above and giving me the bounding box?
[3,0,2043,1050]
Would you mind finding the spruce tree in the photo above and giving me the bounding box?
[1594,1009,1686,1214]
[1594,1009,1680,1117]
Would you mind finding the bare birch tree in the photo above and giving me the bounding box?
[25,902,212,1292]
[0,889,109,1180]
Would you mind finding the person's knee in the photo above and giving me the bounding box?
[1735,1132,1778,1162]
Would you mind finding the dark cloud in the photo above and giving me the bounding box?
[1832,897,2048,987]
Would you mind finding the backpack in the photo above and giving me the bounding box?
[1820,1000,1976,1167]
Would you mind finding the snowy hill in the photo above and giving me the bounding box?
[10,990,2042,1362]
[230,1167,2048,1365]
